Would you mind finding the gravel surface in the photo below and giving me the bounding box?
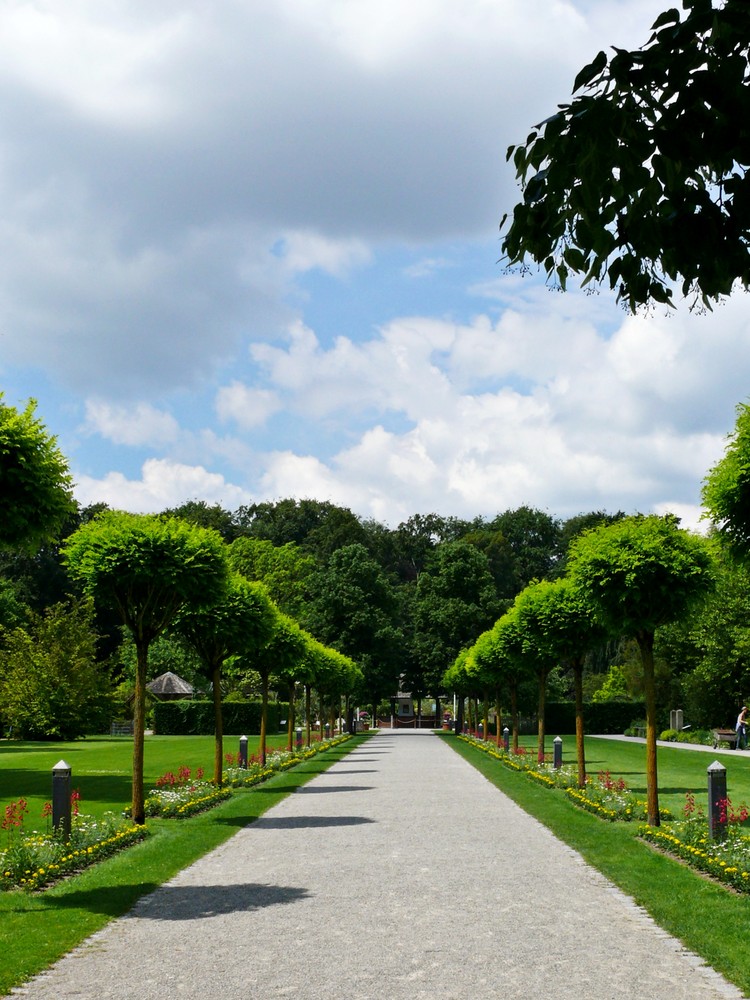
[11,731,746,999]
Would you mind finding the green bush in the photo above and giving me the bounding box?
[153,700,290,735]
[660,728,679,741]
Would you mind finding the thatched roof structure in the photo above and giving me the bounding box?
[146,671,194,700]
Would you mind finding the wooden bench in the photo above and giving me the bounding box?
[712,728,739,749]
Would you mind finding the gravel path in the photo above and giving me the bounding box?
[11,731,746,999]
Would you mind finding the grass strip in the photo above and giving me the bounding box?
[0,736,368,997]
[442,733,750,998]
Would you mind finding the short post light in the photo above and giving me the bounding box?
[296,726,303,751]
[708,760,728,841]
[52,760,72,840]
[553,736,563,769]
[239,735,248,769]
[503,727,510,752]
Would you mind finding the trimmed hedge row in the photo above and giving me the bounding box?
[544,701,646,735]
[153,700,290,735]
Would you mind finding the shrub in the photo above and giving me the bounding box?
[660,729,678,742]
[153,700,289,735]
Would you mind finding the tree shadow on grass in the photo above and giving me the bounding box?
[45,882,310,919]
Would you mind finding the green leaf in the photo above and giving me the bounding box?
[651,8,681,31]
[573,50,607,93]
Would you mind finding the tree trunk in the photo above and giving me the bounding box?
[482,689,489,741]
[454,696,464,735]
[573,658,586,789]
[305,684,312,747]
[511,681,519,752]
[260,669,269,766]
[212,660,224,786]
[537,666,547,763]
[287,681,296,750]
[637,630,660,826]
[131,640,148,825]
[495,689,502,747]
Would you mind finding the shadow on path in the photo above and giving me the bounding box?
[47,883,310,919]
[293,785,373,794]
[251,815,375,830]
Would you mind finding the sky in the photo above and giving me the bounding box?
[1,0,747,534]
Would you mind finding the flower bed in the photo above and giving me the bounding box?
[1,733,354,890]
[1,799,146,892]
[565,770,672,823]
[223,735,352,789]
[639,792,750,894]
[457,734,672,822]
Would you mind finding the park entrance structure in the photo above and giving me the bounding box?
[387,692,439,729]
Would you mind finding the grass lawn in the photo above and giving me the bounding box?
[445,733,750,997]
[0,733,291,822]
[0,735,366,996]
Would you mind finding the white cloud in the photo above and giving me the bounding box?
[215,382,281,430]
[83,400,179,447]
[74,458,251,513]
[278,231,372,277]
[4,0,743,536]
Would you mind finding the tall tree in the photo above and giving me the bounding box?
[703,401,750,563]
[567,514,713,824]
[229,537,315,620]
[501,0,750,313]
[63,512,228,823]
[305,543,403,716]
[246,608,307,765]
[0,395,76,552]
[0,598,113,740]
[163,500,241,542]
[488,507,562,596]
[174,575,276,783]
[517,577,607,786]
[413,541,500,711]
[236,498,367,559]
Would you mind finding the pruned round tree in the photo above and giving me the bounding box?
[567,514,713,825]
[174,574,276,783]
[501,0,750,312]
[515,577,606,787]
[63,511,229,823]
[0,394,76,551]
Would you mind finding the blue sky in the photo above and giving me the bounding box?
[2,0,748,532]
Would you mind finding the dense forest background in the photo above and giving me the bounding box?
[1,495,747,739]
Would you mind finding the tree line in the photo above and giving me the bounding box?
[5,392,750,823]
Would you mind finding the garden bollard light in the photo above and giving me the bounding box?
[296,727,303,750]
[239,735,248,769]
[325,723,330,739]
[52,760,72,841]
[554,736,563,769]
[708,760,728,841]
[503,727,510,752]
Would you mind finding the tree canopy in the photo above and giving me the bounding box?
[63,511,229,822]
[702,400,750,563]
[0,395,76,551]
[500,0,750,312]
[567,513,713,823]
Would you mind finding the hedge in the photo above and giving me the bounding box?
[544,701,646,735]
[153,700,290,736]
